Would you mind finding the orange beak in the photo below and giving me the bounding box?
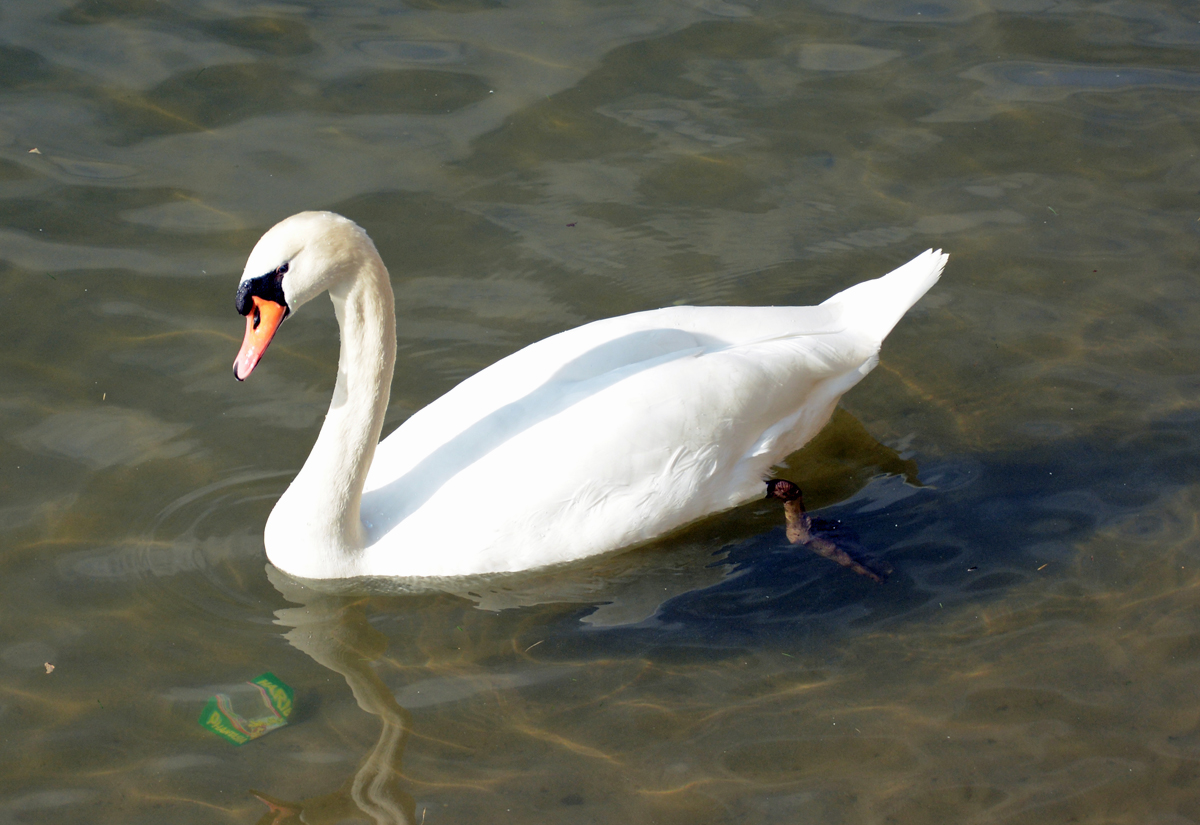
[234,296,287,381]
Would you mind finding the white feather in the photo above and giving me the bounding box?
[239,212,946,579]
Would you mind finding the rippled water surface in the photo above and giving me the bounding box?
[2,0,1200,822]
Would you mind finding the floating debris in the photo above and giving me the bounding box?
[199,672,293,745]
[44,662,54,674]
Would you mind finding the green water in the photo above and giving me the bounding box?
[2,0,1199,822]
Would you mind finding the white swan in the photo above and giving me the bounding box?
[233,211,945,580]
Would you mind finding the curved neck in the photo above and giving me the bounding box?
[267,253,396,578]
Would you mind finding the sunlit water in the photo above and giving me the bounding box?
[2,0,1199,822]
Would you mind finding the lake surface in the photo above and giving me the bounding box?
[2,0,1199,822]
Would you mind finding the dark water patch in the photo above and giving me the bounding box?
[61,1,315,55]
[992,15,1200,70]
[58,0,183,25]
[403,0,505,12]
[463,20,780,173]
[1,186,204,247]
[322,70,491,115]
[465,98,653,172]
[0,44,58,89]
[200,16,317,56]
[955,686,1117,727]
[576,201,661,229]
[355,39,471,65]
[962,571,1025,592]
[0,158,37,181]
[884,784,1010,822]
[989,62,1200,92]
[724,735,919,779]
[637,154,773,212]
[331,189,518,276]
[102,64,489,143]
[119,63,299,136]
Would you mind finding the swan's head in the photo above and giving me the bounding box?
[233,211,375,380]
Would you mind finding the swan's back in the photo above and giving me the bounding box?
[360,249,946,576]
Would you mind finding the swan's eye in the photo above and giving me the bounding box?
[253,305,261,330]
[278,262,289,275]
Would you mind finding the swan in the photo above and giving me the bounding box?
[233,211,946,580]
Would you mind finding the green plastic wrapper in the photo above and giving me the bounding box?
[198,672,293,745]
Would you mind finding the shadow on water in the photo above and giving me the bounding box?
[377,408,1198,661]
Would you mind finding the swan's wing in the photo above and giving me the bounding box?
[359,251,947,574]
[365,304,843,491]
[369,244,947,483]
[360,319,878,575]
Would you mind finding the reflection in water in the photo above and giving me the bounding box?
[260,568,415,825]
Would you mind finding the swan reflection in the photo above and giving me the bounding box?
[254,567,415,825]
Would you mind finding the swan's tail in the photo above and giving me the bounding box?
[822,249,947,345]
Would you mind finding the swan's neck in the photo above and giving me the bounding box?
[267,254,396,578]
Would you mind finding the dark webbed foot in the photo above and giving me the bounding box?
[765,480,887,583]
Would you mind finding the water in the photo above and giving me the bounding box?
[2,0,1199,822]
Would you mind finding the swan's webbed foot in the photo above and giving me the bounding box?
[765,480,888,583]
